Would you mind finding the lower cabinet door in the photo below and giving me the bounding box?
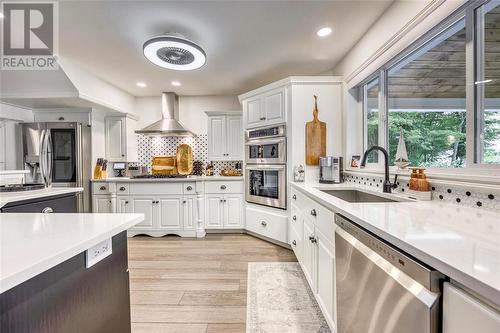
[302,217,316,290]
[130,197,156,228]
[158,196,182,230]
[205,194,224,228]
[223,194,243,228]
[316,228,336,327]
[183,196,196,231]
[117,197,131,213]
[289,224,303,263]
[93,196,114,213]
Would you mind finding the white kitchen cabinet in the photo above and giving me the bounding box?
[92,196,115,213]
[130,196,156,229]
[105,115,138,162]
[223,194,243,228]
[242,87,286,129]
[207,112,243,161]
[183,196,197,231]
[205,193,243,229]
[263,87,285,123]
[158,196,182,230]
[316,228,335,322]
[290,187,336,331]
[302,216,316,288]
[205,194,224,228]
[245,97,263,128]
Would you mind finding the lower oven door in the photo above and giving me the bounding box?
[246,164,286,209]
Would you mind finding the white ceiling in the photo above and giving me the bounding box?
[59,1,393,97]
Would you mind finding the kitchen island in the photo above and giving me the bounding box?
[0,213,143,333]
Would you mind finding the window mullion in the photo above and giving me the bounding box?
[378,69,388,165]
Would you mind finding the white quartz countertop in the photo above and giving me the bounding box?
[291,182,500,305]
[0,187,83,208]
[0,213,143,293]
[91,176,244,182]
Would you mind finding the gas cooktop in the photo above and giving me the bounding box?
[132,174,189,179]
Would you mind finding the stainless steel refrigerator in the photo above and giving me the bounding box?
[20,122,91,212]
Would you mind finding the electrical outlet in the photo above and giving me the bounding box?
[85,238,112,268]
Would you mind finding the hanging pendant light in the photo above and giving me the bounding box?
[143,33,206,71]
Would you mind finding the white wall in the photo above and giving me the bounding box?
[134,95,241,135]
[0,103,34,122]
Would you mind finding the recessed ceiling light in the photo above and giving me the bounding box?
[317,27,332,37]
[143,33,206,71]
[136,82,147,87]
[171,81,181,86]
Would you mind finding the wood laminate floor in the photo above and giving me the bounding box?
[128,234,297,333]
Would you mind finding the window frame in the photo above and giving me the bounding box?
[359,0,500,173]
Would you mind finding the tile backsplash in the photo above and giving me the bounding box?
[343,172,500,212]
[135,134,241,174]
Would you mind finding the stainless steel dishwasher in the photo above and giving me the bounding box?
[334,214,444,333]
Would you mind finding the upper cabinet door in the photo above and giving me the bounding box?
[246,97,263,128]
[208,116,227,161]
[105,117,126,161]
[158,196,182,230]
[263,87,285,124]
[226,115,243,160]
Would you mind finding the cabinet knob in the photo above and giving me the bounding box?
[41,207,53,213]
[121,154,125,157]
[292,194,296,200]
[259,117,266,121]
[311,237,317,244]
[99,186,106,191]
[310,209,317,217]
[309,234,315,241]
[119,186,126,191]
[292,215,296,221]
[125,201,129,204]
[186,186,193,191]
[183,200,187,204]
[220,199,224,203]
[292,240,296,246]
[220,185,227,190]
[261,221,267,227]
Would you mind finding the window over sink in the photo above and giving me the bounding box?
[359,0,500,170]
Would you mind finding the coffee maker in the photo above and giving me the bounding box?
[319,156,343,184]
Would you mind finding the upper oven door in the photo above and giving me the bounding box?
[245,137,286,164]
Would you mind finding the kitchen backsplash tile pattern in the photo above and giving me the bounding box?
[136,134,241,174]
[344,172,500,212]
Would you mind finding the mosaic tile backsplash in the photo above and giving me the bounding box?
[136,134,241,174]
[343,171,500,212]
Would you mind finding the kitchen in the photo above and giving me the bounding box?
[1,0,500,332]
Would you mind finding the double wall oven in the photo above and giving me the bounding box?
[245,125,286,209]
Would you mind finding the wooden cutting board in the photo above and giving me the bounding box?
[305,95,326,165]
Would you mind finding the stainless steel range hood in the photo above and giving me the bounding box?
[135,92,194,136]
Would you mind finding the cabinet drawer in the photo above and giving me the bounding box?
[304,197,335,245]
[246,206,287,243]
[183,182,196,195]
[290,187,306,207]
[290,204,303,239]
[129,183,183,195]
[205,181,243,194]
[116,183,129,195]
[289,224,303,262]
[93,182,114,194]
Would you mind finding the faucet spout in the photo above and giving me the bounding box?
[360,146,394,193]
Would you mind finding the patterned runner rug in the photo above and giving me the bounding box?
[246,262,331,333]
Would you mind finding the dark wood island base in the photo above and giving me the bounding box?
[1,232,131,333]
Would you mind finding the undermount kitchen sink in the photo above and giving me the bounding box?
[320,189,400,203]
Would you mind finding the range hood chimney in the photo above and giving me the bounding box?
[135,92,194,136]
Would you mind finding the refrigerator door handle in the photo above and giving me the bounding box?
[46,132,53,187]
[39,129,47,186]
